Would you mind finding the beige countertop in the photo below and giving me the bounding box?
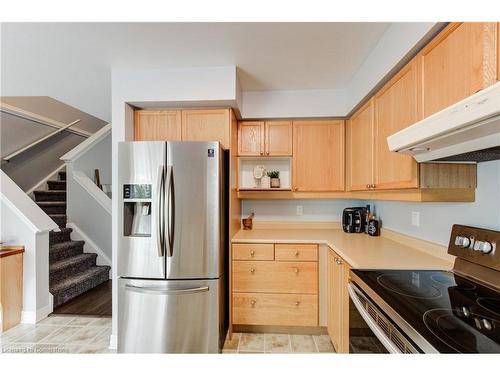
[232,226,454,270]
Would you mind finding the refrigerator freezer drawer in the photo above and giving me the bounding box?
[118,278,222,353]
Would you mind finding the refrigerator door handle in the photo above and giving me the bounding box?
[166,165,175,257]
[125,284,209,295]
[156,165,166,257]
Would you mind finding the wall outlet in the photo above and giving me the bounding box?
[411,211,420,227]
[296,205,303,216]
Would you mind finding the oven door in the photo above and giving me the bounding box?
[348,282,419,354]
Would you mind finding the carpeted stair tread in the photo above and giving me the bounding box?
[50,253,98,284]
[47,180,66,191]
[49,228,73,245]
[50,266,111,307]
[49,214,67,228]
[35,201,67,206]
[36,201,67,215]
[49,240,84,262]
[34,190,66,202]
[34,169,110,307]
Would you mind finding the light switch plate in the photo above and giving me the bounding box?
[296,205,303,216]
[411,211,420,227]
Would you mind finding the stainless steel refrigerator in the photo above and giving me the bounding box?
[117,141,228,353]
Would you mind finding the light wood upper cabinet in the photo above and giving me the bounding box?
[347,100,374,191]
[293,120,345,192]
[238,121,292,156]
[417,22,498,118]
[374,59,420,190]
[238,121,264,156]
[181,109,230,149]
[265,121,293,156]
[134,110,182,141]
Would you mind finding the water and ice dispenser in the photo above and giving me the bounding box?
[123,184,152,237]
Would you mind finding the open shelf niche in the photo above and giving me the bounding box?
[237,156,292,191]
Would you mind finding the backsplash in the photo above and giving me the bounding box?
[369,160,500,246]
[241,160,500,246]
[241,199,361,223]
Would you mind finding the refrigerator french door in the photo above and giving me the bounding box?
[117,141,227,353]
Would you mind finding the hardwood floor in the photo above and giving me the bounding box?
[53,280,112,316]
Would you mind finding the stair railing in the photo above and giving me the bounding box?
[3,119,82,162]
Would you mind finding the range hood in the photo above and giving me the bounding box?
[387,81,500,163]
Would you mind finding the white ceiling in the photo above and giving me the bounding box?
[1,23,390,120]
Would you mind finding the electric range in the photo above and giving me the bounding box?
[348,224,500,353]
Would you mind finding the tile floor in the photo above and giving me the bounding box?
[0,315,114,354]
[222,332,336,354]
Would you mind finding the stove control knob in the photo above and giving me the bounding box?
[482,319,493,331]
[455,236,471,248]
[473,241,493,254]
[462,306,471,318]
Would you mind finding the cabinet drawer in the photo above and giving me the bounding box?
[274,244,318,261]
[232,243,274,260]
[233,293,318,326]
[232,261,317,294]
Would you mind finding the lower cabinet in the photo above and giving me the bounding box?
[232,243,318,327]
[327,247,351,353]
[233,293,318,326]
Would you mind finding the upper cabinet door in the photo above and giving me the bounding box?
[374,60,419,190]
[265,121,293,156]
[181,109,230,149]
[417,22,498,118]
[134,110,182,141]
[292,120,344,192]
[347,99,374,191]
[238,121,265,156]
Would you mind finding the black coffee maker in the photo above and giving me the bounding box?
[342,207,367,233]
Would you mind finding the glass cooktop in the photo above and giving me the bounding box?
[352,269,500,353]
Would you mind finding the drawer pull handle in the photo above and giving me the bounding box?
[295,301,300,306]
[250,250,255,257]
[250,268,256,274]
[294,251,299,257]
[293,267,299,274]
[250,300,256,307]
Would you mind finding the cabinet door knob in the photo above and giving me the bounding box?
[336,258,342,265]
[294,187,299,192]
[293,267,299,274]
[250,268,256,274]
[250,300,256,307]
[294,251,299,257]
[260,151,264,155]
[250,250,255,257]
[371,184,376,189]
[295,301,300,307]
[366,184,370,189]
[266,151,270,155]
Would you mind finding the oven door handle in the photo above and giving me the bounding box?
[347,282,402,354]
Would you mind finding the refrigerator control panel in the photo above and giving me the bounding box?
[123,184,152,199]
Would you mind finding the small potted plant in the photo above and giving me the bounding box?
[267,170,280,188]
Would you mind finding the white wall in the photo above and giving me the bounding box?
[241,160,500,247]
[64,128,112,265]
[0,171,58,323]
[369,160,500,246]
[110,65,241,346]
[241,88,348,119]
[242,199,361,223]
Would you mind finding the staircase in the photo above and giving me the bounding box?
[33,170,110,307]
